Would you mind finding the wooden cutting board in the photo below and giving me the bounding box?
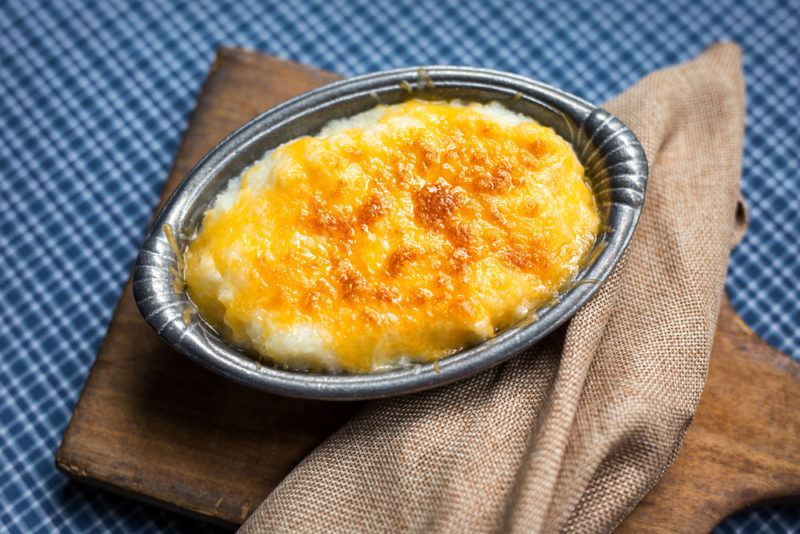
[56,47,800,532]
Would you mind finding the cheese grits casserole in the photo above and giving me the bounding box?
[183,99,601,372]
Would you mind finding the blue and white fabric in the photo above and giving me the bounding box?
[1,0,798,532]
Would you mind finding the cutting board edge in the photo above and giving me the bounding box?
[55,449,239,529]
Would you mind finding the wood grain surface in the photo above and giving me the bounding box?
[56,47,800,532]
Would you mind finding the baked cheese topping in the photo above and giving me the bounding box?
[184,100,600,372]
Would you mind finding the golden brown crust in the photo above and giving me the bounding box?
[336,263,368,300]
[184,100,600,372]
[356,193,389,227]
[413,182,464,230]
[386,245,420,277]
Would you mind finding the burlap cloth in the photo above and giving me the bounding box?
[241,43,746,533]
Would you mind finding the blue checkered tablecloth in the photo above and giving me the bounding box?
[1,0,798,532]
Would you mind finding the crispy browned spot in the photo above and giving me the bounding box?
[386,245,420,277]
[446,221,473,248]
[337,264,368,300]
[374,285,400,303]
[414,182,463,230]
[356,193,389,227]
[307,195,354,238]
[443,221,477,274]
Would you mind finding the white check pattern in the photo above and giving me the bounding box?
[0,0,798,532]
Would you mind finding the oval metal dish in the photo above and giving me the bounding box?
[133,67,647,400]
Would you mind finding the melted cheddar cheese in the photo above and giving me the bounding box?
[184,100,600,372]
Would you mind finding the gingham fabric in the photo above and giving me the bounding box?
[0,0,797,532]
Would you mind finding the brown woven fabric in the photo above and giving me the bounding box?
[240,43,746,534]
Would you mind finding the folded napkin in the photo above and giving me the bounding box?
[241,43,746,533]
